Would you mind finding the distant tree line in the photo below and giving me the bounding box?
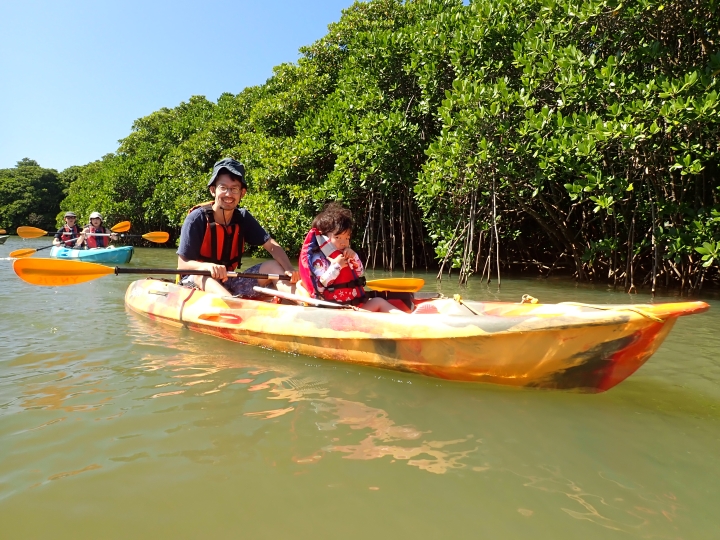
[0,158,73,231]
[2,0,718,291]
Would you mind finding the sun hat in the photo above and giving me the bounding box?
[208,158,247,188]
[64,211,77,218]
[89,211,103,220]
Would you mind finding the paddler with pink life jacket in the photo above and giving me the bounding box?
[75,212,118,248]
[298,203,410,313]
[53,211,83,247]
[177,158,300,297]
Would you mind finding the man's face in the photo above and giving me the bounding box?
[210,173,246,210]
[64,216,76,226]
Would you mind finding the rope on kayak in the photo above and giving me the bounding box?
[558,302,665,323]
[453,294,481,316]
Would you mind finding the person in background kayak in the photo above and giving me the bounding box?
[298,203,404,313]
[177,157,300,297]
[53,211,82,247]
[76,212,118,249]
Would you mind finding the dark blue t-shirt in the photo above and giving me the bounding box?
[176,206,271,262]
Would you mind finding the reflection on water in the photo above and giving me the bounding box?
[1,244,718,538]
[512,465,682,536]
[131,319,480,475]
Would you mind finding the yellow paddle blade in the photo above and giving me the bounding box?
[13,258,114,287]
[141,231,169,243]
[17,226,48,238]
[366,278,425,293]
[0,229,6,234]
[9,248,37,258]
[111,221,131,233]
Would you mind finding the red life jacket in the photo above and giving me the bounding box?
[298,228,365,304]
[191,203,245,271]
[85,226,108,248]
[59,224,81,245]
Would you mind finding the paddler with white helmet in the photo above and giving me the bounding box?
[76,212,118,248]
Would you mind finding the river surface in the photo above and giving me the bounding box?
[1,236,718,539]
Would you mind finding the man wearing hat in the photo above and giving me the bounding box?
[53,211,82,247]
[177,158,300,297]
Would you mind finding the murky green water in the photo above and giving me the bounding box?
[1,236,718,539]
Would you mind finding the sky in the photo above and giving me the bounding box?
[0,0,354,171]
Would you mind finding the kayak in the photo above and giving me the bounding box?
[0,235,7,245]
[124,279,709,393]
[50,245,134,264]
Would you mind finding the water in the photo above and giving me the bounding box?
[1,236,718,539]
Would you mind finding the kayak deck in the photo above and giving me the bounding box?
[124,279,709,393]
[50,245,134,264]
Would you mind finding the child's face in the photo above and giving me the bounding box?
[327,230,351,251]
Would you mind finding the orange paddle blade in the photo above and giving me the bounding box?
[0,229,6,234]
[142,231,169,243]
[9,248,37,258]
[365,278,425,293]
[17,226,48,238]
[13,258,114,287]
[111,221,131,233]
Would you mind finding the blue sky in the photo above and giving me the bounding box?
[0,0,354,171]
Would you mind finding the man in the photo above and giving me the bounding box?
[177,158,300,297]
[53,211,82,247]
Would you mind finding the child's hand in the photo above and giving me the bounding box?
[329,253,348,268]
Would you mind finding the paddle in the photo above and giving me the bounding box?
[9,231,170,259]
[12,259,294,287]
[364,277,424,293]
[252,285,365,310]
[13,259,425,294]
[0,229,5,234]
[16,220,131,239]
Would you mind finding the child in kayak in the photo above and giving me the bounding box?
[299,203,405,313]
[76,212,117,249]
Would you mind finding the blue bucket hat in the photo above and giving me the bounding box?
[208,158,247,188]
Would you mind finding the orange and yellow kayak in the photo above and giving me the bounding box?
[124,279,708,393]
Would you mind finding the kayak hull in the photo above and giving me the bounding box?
[50,245,134,264]
[124,279,709,392]
[0,235,7,245]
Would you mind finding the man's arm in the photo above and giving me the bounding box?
[177,255,228,280]
[176,210,230,280]
[262,238,300,283]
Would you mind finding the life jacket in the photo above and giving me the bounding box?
[59,224,81,245]
[298,228,366,305]
[85,225,108,248]
[190,202,245,271]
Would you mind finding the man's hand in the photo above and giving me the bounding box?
[205,263,228,281]
[285,269,300,284]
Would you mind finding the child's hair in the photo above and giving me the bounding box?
[312,202,353,235]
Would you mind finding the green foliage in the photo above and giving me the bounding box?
[416,0,720,287]
[53,0,719,289]
[0,159,63,230]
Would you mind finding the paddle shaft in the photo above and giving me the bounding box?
[114,267,291,280]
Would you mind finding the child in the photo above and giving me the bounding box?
[298,203,404,313]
